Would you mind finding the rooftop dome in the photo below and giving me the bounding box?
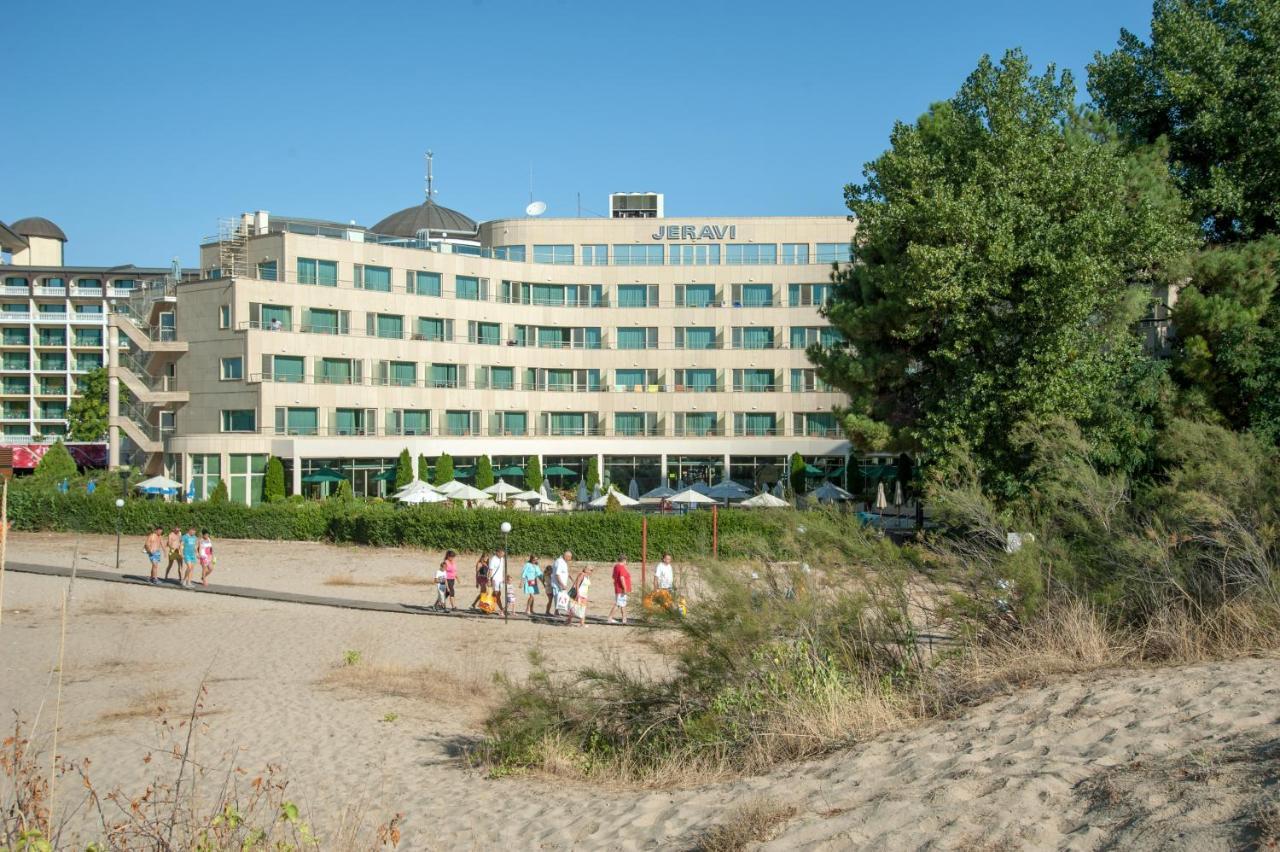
[10,217,67,242]
[370,202,478,238]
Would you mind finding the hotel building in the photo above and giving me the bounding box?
[111,192,857,503]
[0,216,179,448]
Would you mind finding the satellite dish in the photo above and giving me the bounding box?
[526,201,547,217]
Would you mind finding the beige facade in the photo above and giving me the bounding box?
[134,208,857,501]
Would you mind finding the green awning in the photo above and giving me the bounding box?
[494,465,524,476]
[301,469,343,484]
[545,465,577,476]
[803,464,824,475]
[371,468,398,482]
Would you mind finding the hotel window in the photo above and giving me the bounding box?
[536,326,603,349]
[3,328,29,345]
[250,303,292,330]
[476,366,515,390]
[374,360,416,387]
[417,317,453,341]
[445,410,480,436]
[726,244,777,265]
[229,454,267,506]
[490,411,527,436]
[674,368,717,392]
[614,368,660,391]
[38,400,66,419]
[3,353,29,370]
[675,326,717,350]
[38,352,66,371]
[617,284,658,308]
[190,454,222,501]
[612,244,664,266]
[788,283,834,307]
[297,258,339,286]
[816,242,853,263]
[256,260,278,281]
[274,407,318,436]
[388,409,430,436]
[219,305,231,328]
[790,368,830,392]
[533,244,574,265]
[1,303,25,316]
[675,284,717,307]
[732,327,775,349]
[540,412,598,436]
[468,321,501,345]
[408,270,442,296]
[735,412,778,436]
[263,354,305,383]
[733,369,776,392]
[2,401,27,418]
[76,278,102,289]
[616,327,658,350]
[114,278,138,290]
[3,277,27,287]
[302,308,348,335]
[42,278,66,289]
[73,328,102,347]
[429,363,464,389]
[366,313,404,340]
[37,303,64,316]
[75,303,102,315]
[37,377,63,394]
[668,244,721,266]
[37,328,66,346]
[318,357,361,385]
[73,353,102,371]
[455,275,488,300]
[581,244,608,266]
[615,412,658,437]
[3,377,29,394]
[732,284,774,307]
[492,245,526,261]
[220,357,243,381]
[354,264,392,292]
[221,410,256,433]
[794,412,839,436]
[781,243,810,265]
[332,408,375,436]
[674,412,718,436]
[790,326,843,348]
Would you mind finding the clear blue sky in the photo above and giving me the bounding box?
[5,0,1154,267]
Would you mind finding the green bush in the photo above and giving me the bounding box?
[33,440,78,483]
[5,477,857,561]
[790,452,806,496]
[209,480,228,503]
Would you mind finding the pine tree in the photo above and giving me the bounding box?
[586,456,600,492]
[434,453,454,485]
[525,455,543,492]
[395,449,415,488]
[209,480,229,503]
[264,456,286,501]
[789,452,807,496]
[335,479,354,501]
[418,454,431,483]
[476,455,494,489]
[33,440,77,484]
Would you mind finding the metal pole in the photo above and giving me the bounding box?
[502,530,509,624]
[712,504,719,558]
[640,515,648,594]
[114,511,122,572]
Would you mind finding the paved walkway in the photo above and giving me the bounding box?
[2,561,646,628]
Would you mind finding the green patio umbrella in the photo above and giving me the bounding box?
[372,468,398,482]
[544,465,577,476]
[301,469,344,484]
[494,465,524,477]
[803,464,823,475]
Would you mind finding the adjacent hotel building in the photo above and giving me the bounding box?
[111,192,857,503]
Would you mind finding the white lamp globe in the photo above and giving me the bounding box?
[114,498,125,508]
[500,521,512,534]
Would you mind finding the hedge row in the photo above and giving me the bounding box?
[5,487,817,562]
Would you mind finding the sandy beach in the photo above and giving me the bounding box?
[1,533,1277,850]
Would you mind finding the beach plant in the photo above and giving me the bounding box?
[343,650,362,666]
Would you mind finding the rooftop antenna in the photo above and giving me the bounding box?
[424,150,436,203]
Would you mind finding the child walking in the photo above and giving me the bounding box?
[521,555,541,616]
[197,529,215,587]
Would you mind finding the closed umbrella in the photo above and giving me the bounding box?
[540,480,554,502]
[874,482,888,511]
[773,480,786,498]
[628,479,640,500]
[591,483,602,501]
[589,487,639,508]
[893,480,904,507]
[576,480,589,504]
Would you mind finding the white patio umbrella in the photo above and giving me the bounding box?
[589,487,639,508]
[740,491,790,508]
[393,479,436,498]
[445,483,491,502]
[434,479,471,497]
[134,475,183,494]
[484,478,523,500]
[512,488,553,504]
[669,487,718,506]
[398,488,447,504]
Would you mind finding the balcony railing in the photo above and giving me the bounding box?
[245,372,835,395]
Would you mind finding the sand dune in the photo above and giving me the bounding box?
[1,534,1276,850]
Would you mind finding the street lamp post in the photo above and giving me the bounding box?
[500,521,512,624]
[114,498,125,572]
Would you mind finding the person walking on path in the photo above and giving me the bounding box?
[489,548,508,615]
[433,563,449,611]
[566,564,592,627]
[608,555,631,624]
[197,529,215,587]
[551,550,573,616]
[442,550,459,611]
[163,527,183,581]
[179,526,199,588]
[144,526,164,584]
[542,559,556,615]
[521,555,541,616]
[470,551,492,610]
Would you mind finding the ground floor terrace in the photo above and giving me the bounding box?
[159,435,913,506]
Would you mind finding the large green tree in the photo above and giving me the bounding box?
[33,439,77,483]
[434,453,454,486]
[264,456,286,501]
[525,455,543,492]
[1090,0,1280,442]
[475,455,494,489]
[395,449,415,488]
[67,367,109,442]
[1089,0,1280,242]
[811,50,1190,496]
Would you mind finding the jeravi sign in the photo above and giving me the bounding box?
[651,224,738,241]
